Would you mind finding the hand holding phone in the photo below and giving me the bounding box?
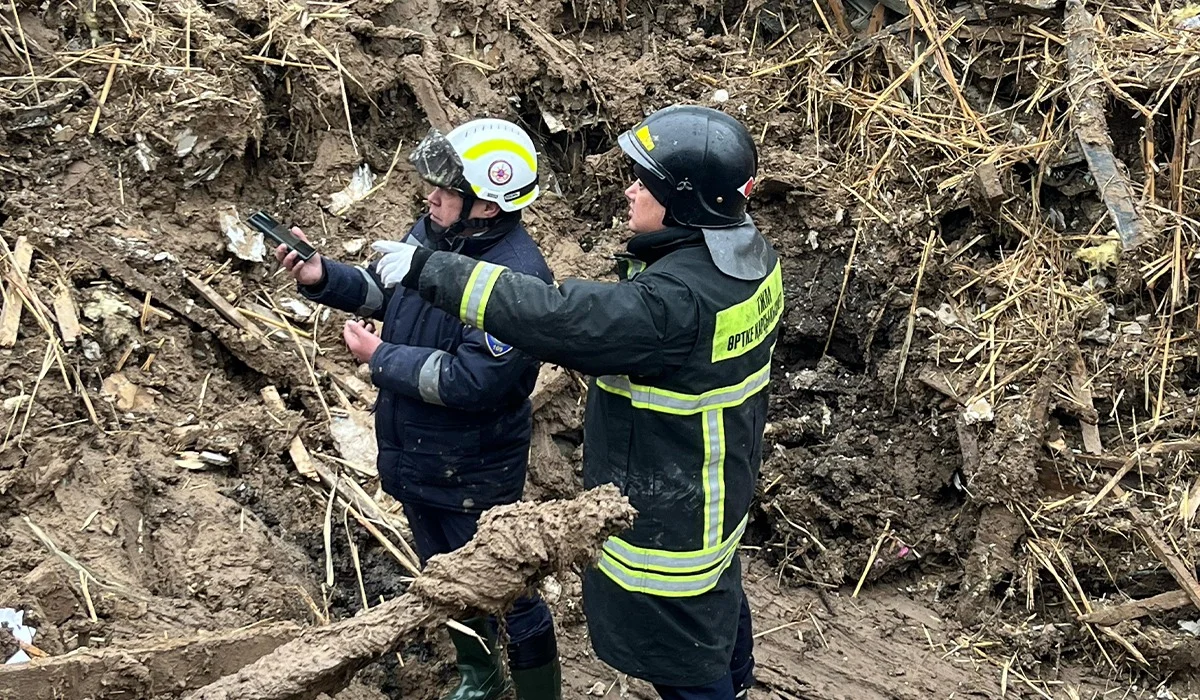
[250,211,324,286]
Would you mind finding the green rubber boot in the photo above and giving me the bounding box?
[510,658,562,700]
[443,618,510,700]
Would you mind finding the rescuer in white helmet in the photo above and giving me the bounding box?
[277,118,560,699]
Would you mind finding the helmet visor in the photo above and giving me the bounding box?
[409,128,468,191]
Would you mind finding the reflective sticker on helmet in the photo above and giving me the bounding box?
[738,177,755,199]
[488,160,513,186]
[635,126,655,151]
[484,333,513,357]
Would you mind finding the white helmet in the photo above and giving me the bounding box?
[409,118,540,213]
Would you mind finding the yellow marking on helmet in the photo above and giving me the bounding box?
[635,126,655,151]
[462,139,536,172]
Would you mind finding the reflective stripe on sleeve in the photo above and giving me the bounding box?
[417,350,449,406]
[357,266,385,315]
[459,262,504,329]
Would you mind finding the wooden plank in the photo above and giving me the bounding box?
[51,282,81,346]
[1079,589,1191,626]
[0,236,34,347]
[288,436,320,482]
[0,622,301,700]
[185,275,258,334]
[260,385,287,413]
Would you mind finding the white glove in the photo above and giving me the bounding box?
[373,240,418,288]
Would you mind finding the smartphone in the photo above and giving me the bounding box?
[248,211,317,261]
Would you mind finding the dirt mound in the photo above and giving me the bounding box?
[3,0,1200,694]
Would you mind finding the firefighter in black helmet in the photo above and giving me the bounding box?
[372,105,779,699]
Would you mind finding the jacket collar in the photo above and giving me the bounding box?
[625,226,704,265]
[419,213,521,256]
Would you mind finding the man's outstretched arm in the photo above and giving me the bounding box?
[397,248,697,379]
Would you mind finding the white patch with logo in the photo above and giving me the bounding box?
[485,333,514,357]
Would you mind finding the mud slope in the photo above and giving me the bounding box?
[3,0,1200,695]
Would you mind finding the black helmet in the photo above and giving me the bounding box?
[617,105,758,229]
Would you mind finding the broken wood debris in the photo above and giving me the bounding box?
[51,279,81,346]
[0,622,302,700]
[186,486,634,700]
[186,275,258,335]
[0,236,34,348]
[1064,0,1150,250]
[1080,589,1192,626]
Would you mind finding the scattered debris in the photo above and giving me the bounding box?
[327,164,376,216]
[220,209,266,263]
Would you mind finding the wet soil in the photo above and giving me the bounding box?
[1,0,1199,694]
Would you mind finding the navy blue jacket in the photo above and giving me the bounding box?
[299,214,554,512]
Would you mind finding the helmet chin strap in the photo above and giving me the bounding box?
[444,190,498,236]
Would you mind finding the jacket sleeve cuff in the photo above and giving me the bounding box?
[401,246,434,289]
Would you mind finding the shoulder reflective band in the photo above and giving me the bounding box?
[460,261,505,329]
[597,537,739,598]
[603,515,748,574]
[712,262,783,363]
[596,360,771,416]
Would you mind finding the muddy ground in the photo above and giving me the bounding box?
[3,0,1200,695]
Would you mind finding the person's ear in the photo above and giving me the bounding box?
[478,201,502,218]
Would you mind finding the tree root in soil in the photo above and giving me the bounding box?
[183,485,634,700]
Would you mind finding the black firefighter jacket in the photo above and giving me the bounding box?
[400,223,783,685]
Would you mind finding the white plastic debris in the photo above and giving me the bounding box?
[342,239,365,254]
[133,133,159,172]
[1180,619,1200,637]
[220,209,266,262]
[807,230,820,249]
[962,397,994,425]
[1120,321,1143,336]
[1,608,37,664]
[174,127,199,157]
[327,164,376,216]
[541,111,567,134]
[280,298,313,320]
[712,89,730,103]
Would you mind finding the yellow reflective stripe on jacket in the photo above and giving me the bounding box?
[598,539,739,597]
[712,263,783,363]
[460,262,504,329]
[603,515,747,575]
[703,409,725,548]
[596,361,771,416]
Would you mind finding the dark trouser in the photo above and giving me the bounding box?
[653,589,755,700]
[403,501,557,669]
